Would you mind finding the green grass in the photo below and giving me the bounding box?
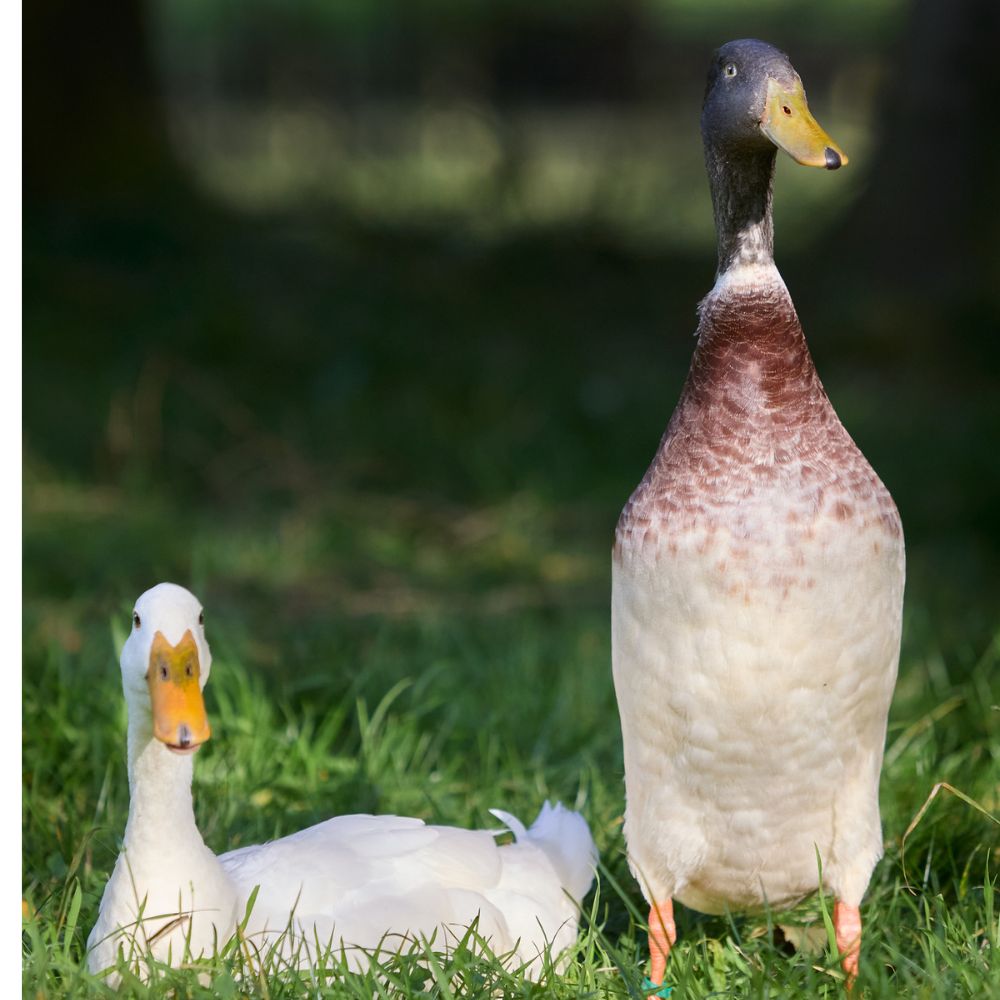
[22,476,1000,997]
[23,173,1000,996]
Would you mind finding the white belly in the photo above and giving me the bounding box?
[612,492,903,913]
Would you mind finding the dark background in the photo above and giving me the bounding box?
[24,0,1000,705]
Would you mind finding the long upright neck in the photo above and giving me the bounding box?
[123,714,203,852]
[88,701,236,977]
[705,142,777,276]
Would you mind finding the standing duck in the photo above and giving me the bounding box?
[611,39,904,987]
[88,583,597,983]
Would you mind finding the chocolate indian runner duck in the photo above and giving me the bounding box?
[87,583,597,983]
[611,39,904,986]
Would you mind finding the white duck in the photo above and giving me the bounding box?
[87,583,596,982]
[611,40,904,986]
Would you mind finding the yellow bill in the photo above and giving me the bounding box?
[761,77,848,170]
[147,629,211,751]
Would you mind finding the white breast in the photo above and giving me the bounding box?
[612,478,903,913]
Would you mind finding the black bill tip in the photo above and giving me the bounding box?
[824,147,842,170]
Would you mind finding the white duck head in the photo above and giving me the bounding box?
[120,583,213,753]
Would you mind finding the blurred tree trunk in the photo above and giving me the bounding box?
[23,0,180,207]
[817,0,1000,336]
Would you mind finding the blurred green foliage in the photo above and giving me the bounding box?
[153,0,906,40]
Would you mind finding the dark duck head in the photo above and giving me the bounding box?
[701,39,847,277]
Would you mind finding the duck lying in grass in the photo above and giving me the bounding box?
[87,582,597,983]
[612,39,904,988]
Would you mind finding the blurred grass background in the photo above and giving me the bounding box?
[22,0,1000,994]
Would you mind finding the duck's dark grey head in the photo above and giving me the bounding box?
[702,39,847,170]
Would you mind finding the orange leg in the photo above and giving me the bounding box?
[833,900,861,987]
[648,899,676,986]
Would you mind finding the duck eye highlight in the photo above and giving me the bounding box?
[198,611,204,626]
[133,612,141,629]
[724,63,737,77]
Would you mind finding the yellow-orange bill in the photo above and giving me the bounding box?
[147,629,211,749]
[761,77,848,170]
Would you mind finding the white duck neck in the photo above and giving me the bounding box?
[123,713,204,851]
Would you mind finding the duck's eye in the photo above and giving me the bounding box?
[724,63,737,78]
[133,612,141,629]
[198,611,204,626]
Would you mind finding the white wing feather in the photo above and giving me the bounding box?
[218,804,596,974]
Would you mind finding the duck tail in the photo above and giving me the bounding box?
[491,801,597,903]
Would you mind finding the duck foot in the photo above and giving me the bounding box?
[833,900,861,987]
[648,899,676,987]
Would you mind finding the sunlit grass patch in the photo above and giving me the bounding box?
[22,421,1000,998]
[23,551,1000,997]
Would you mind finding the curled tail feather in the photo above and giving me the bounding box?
[491,801,597,903]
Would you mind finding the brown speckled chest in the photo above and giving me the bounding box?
[615,283,901,564]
